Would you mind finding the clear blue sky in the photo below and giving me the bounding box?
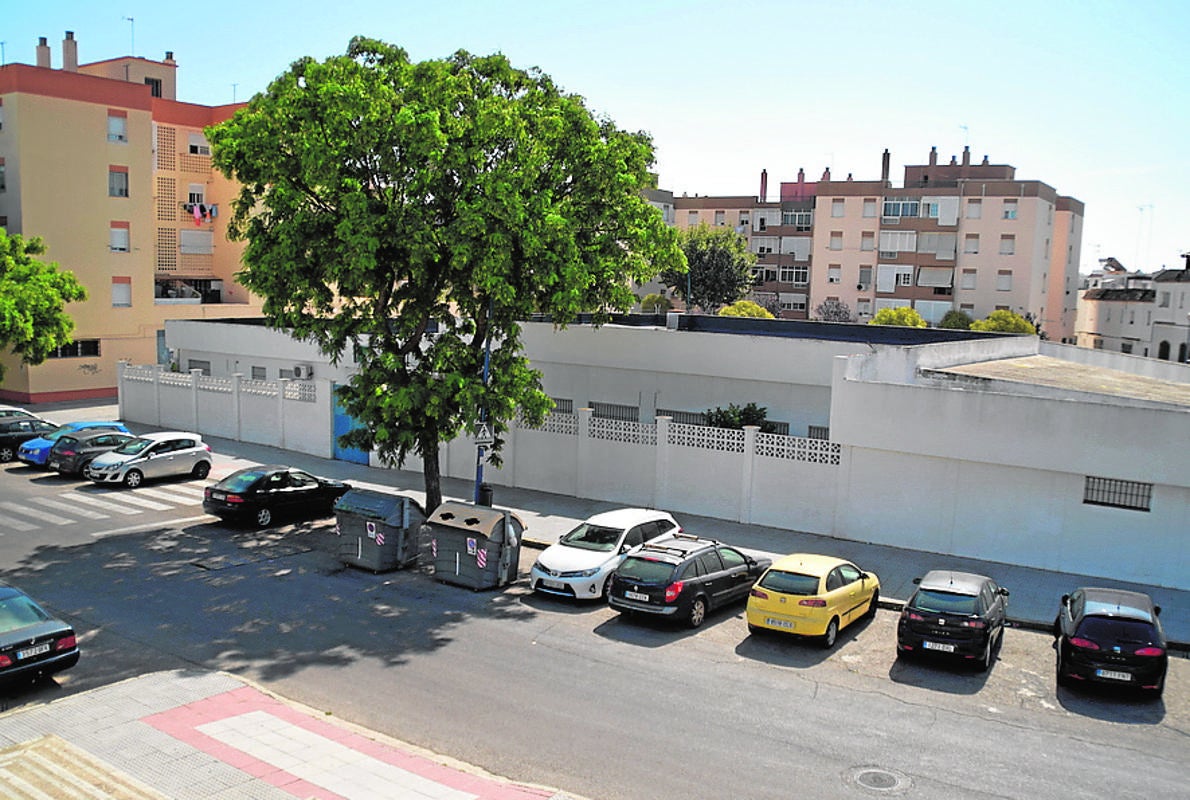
[5,0,1188,273]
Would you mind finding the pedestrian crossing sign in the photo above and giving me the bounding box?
[474,423,494,447]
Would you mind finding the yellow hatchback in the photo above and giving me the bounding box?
[745,553,880,648]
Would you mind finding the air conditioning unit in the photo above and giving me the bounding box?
[292,364,314,380]
[857,283,869,291]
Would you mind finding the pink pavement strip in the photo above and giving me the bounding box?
[142,685,554,800]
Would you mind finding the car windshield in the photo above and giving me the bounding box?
[912,589,979,615]
[113,438,154,455]
[41,428,69,443]
[758,570,820,596]
[559,524,623,552]
[220,470,268,493]
[616,556,676,583]
[0,594,52,634]
[1076,616,1160,646]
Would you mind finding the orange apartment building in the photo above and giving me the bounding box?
[673,148,1084,342]
[0,32,262,403]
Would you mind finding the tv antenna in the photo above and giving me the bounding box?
[122,16,135,56]
[959,124,969,147]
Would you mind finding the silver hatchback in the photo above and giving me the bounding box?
[86,431,212,488]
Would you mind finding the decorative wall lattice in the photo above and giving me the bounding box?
[285,381,317,402]
[122,366,156,383]
[668,421,745,453]
[179,253,215,276]
[522,412,578,436]
[156,177,177,221]
[156,126,176,171]
[158,371,191,387]
[755,432,841,465]
[590,416,657,446]
[196,375,233,393]
[240,379,277,397]
[178,153,211,174]
[156,228,178,272]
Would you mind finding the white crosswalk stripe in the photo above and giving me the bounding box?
[67,493,144,515]
[0,514,38,532]
[29,496,107,521]
[133,485,207,504]
[88,490,173,512]
[0,501,53,524]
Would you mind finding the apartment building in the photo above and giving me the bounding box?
[1075,287,1156,355]
[0,32,262,403]
[1152,260,1190,363]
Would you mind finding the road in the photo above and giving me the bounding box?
[1,461,1187,799]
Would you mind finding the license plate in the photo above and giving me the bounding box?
[923,641,956,653]
[48,461,60,470]
[17,642,51,660]
[765,617,793,629]
[625,591,649,602]
[211,491,227,500]
[541,579,563,590]
[1095,668,1131,682]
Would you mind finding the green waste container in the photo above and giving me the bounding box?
[334,489,426,572]
[420,501,524,590]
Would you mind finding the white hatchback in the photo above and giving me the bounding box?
[529,508,681,601]
[86,431,212,488]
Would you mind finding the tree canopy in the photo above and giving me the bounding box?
[208,38,683,510]
[868,306,927,328]
[0,229,87,382]
[814,299,853,322]
[718,300,773,319]
[938,309,972,329]
[659,223,754,312]
[971,309,1036,334]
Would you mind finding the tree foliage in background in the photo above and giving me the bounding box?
[639,293,672,313]
[659,223,754,312]
[209,38,683,511]
[718,300,773,319]
[868,306,927,328]
[704,402,777,433]
[939,309,972,329]
[971,309,1036,334]
[814,298,854,322]
[0,229,87,382]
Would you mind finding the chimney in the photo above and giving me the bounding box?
[797,167,805,184]
[982,155,989,166]
[961,145,971,167]
[821,167,831,181]
[759,169,768,203]
[165,51,175,63]
[950,155,958,165]
[62,31,78,72]
[880,149,890,183]
[929,146,938,166]
[36,37,51,68]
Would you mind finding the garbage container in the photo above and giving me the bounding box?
[333,489,426,572]
[477,483,493,507]
[420,501,524,590]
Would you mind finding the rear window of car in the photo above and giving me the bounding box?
[617,556,676,583]
[221,471,267,492]
[911,589,978,615]
[758,570,820,596]
[0,594,52,634]
[1075,616,1160,647]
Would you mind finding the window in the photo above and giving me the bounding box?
[897,271,913,287]
[996,270,1013,291]
[858,266,872,287]
[966,199,982,218]
[829,231,843,251]
[1158,292,1170,308]
[964,234,979,254]
[831,199,845,217]
[862,199,877,218]
[782,210,812,231]
[0,159,6,192]
[757,217,767,231]
[792,265,808,286]
[779,292,807,312]
[714,210,726,226]
[999,235,1015,255]
[778,266,795,283]
[878,230,917,253]
[960,303,975,315]
[109,221,130,252]
[1003,199,1018,220]
[876,264,913,293]
[855,298,871,317]
[144,77,163,98]
[827,265,841,284]
[251,366,267,380]
[860,231,875,251]
[1121,343,1133,354]
[107,110,128,142]
[187,133,210,155]
[960,269,977,290]
[179,230,213,254]
[882,197,919,218]
[187,359,212,376]
[687,211,698,226]
[108,166,129,197]
[1083,476,1151,512]
[188,183,205,205]
[738,211,750,226]
[46,340,101,358]
[111,277,132,307]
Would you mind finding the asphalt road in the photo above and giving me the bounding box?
[1,479,1185,800]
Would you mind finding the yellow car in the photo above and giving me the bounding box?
[745,553,880,648]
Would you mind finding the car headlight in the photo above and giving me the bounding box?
[577,567,600,578]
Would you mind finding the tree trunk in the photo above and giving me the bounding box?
[421,438,442,513]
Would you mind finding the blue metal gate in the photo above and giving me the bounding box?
[332,385,370,465]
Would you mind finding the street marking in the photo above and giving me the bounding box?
[91,515,214,539]
[95,491,172,512]
[65,493,141,515]
[29,497,105,521]
[0,515,37,532]
[135,486,204,504]
[0,501,56,523]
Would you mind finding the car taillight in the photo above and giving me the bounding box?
[204,444,212,452]
[799,598,827,607]
[961,619,986,629]
[226,494,244,504]
[1134,646,1165,657]
[1069,637,1099,650]
[750,588,769,600]
[56,635,77,651]
[61,449,77,457]
[0,654,11,667]
[664,581,683,603]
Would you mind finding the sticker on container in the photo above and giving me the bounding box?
[431,538,437,557]
[467,537,477,555]
[366,520,377,538]
[477,548,487,568]
[376,530,385,546]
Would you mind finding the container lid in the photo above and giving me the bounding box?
[334,488,422,521]
[426,501,524,538]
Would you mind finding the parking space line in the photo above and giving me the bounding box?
[29,496,106,521]
[64,493,141,515]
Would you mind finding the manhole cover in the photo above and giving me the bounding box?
[844,766,911,795]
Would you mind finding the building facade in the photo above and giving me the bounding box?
[0,32,262,403]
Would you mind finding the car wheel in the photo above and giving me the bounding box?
[747,622,760,635]
[255,507,273,528]
[75,458,93,476]
[977,637,993,672]
[1055,650,1070,688]
[123,469,144,489]
[600,578,611,601]
[688,597,707,629]
[0,446,13,462]
[865,590,880,619]
[821,617,839,649]
[192,461,211,479]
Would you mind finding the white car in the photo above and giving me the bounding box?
[86,431,212,488]
[529,508,681,600]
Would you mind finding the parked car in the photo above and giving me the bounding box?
[745,553,880,648]
[203,465,351,528]
[608,534,771,628]
[0,582,79,688]
[17,420,131,467]
[48,430,138,476]
[86,431,212,488]
[529,508,681,600]
[1054,587,1168,698]
[0,405,35,419]
[0,417,60,463]
[895,570,1009,670]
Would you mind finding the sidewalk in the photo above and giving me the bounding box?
[0,670,576,800]
[29,398,1190,646]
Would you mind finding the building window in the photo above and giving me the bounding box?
[831,199,845,217]
[882,197,919,218]
[188,132,211,155]
[1158,291,1170,307]
[778,266,794,283]
[0,159,6,192]
[878,230,917,253]
[967,199,982,219]
[251,366,267,380]
[757,216,767,231]
[109,221,130,252]
[108,167,129,197]
[188,183,205,205]
[145,77,163,98]
[187,359,212,376]
[999,235,1015,255]
[860,231,875,251]
[1003,199,1018,220]
[738,211,750,226]
[897,271,913,287]
[687,211,698,226]
[782,210,812,231]
[858,266,872,287]
[1083,476,1151,512]
[46,340,101,358]
[827,265,841,284]
[714,210,726,226]
[960,270,977,290]
[960,303,975,315]
[793,265,808,286]
[862,199,877,218]
[111,277,132,307]
[1121,342,1133,354]
[179,230,214,254]
[996,270,1013,291]
[829,231,843,251]
[107,110,128,142]
[964,234,979,254]
[856,298,871,317]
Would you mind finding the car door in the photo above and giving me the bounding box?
[836,563,867,626]
[697,549,731,607]
[823,567,848,624]
[716,546,755,604]
[139,441,171,478]
[281,470,323,516]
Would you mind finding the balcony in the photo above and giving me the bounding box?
[155,278,223,305]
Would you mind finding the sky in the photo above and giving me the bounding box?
[4,0,1189,273]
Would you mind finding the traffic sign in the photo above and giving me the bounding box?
[474,423,495,447]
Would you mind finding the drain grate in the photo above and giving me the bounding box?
[844,765,911,795]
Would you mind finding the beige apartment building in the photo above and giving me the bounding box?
[0,32,262,403]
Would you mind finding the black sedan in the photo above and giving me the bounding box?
[203,465,351,528]
[0,417,59,463]
[896,570,1009,671]
[1054,587,1168,698]
[48,430,137,476]
[0,583,80,689]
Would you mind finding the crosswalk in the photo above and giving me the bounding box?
[0,482,210,533]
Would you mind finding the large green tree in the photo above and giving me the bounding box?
[659,223,754,312]
[0,229,87,382]
[209,38,682,511]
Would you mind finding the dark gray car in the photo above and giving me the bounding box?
[48,430,138,476]
[0,417,59,462]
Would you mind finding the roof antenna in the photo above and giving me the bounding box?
[959,124,969,147]
[122,16,135,57]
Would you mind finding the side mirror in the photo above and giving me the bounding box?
[912,577,922,585]
[1154,605,1161,617]
[1000,588,1010,597]
[1060,594,1070,605]
[862,572,873,581]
